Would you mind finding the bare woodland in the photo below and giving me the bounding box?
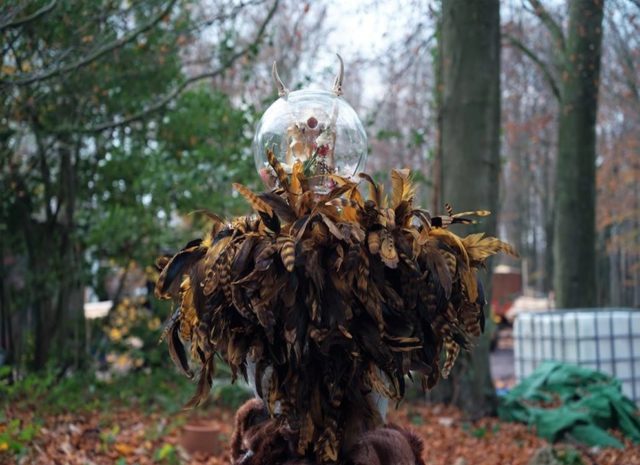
[1,0,639,424]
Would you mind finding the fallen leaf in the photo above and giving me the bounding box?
[114,442,134,456]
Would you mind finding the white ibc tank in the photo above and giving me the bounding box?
[514,309,640,403]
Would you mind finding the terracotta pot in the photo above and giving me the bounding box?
[180,420,225,456]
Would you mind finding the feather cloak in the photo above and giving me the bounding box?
[155,153,516,463]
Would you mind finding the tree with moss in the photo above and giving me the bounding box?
[435,0,501,418]
[507,0,605,308]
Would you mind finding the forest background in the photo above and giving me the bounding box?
[1,0,638,446]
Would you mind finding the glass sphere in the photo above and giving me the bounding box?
[253,89,367,193]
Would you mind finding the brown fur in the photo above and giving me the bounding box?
[346,424,426,465]
[231,399,425,465]
[230,398,300,465]
[230,398,269,461]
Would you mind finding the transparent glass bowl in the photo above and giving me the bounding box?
[253,89,367,194]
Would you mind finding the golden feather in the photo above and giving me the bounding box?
[367,230,381,254]
[462,232,519,262]
[179,276,198,341]
[390,168,414,207]
[276,235,296,272]
[453,209,491,218]
[441,337,460,378]
[233,183,273,216]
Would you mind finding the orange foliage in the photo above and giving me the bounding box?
[4,403,639,465]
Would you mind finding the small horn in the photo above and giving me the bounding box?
[272,61,289,98]
[332,54,344,96]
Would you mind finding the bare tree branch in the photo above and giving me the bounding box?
[526,0,566,53]
[365,30,437,128]
[186,0,266,34]
[504,33,561,102]
[608,15,640,106]
[0,1,57,31]
[53,0,280,134]
[1,0,178,87]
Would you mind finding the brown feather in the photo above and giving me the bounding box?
[259,192,297,223]
[358,173,381,206]
[267,147,290,192]
[379,229,399,268]
[233,183,274,216]
[168,321,193,378]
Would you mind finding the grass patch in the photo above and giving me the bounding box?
[1,367,195,416]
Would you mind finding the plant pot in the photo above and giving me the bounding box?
[180,420,225,456]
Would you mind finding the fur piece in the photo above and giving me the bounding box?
[346,424,426,465]
[230,398,298,465]
[231,400,425,465]
[230,398,270,461]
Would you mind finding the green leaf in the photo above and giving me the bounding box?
[155,443,175,461]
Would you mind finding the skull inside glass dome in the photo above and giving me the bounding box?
[253,55,368,194]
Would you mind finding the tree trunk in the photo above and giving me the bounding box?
[14,139,86,371]
[435,0,501,418]
[0,232,13,371]
[27,221,85,371]
[432,15,443,213]
[553,0,604,309]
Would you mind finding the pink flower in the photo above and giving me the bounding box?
[317,144,330,156]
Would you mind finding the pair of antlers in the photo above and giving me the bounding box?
[272,54,344,98]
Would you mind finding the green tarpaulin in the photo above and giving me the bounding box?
[497,362,640,448]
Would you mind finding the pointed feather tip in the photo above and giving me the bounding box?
[506,243,520,258]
